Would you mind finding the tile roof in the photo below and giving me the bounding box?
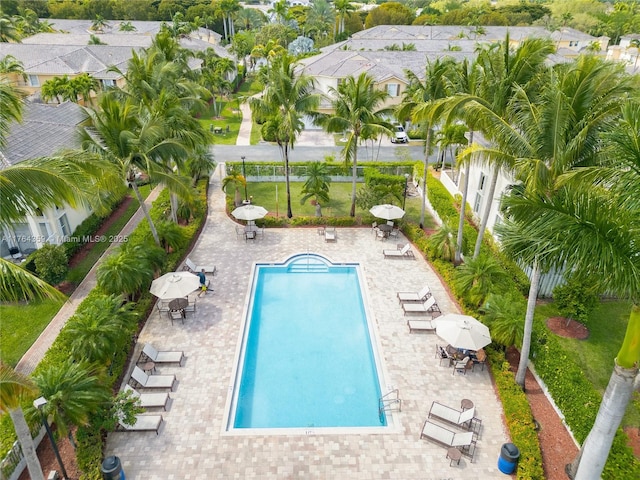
[0,101,85,167]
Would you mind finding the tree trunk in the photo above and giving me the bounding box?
[515,260,541,388]
[9,408,45,480]
[169,192,179,223]
[284,144,293,218]
[131,182,160,246]
[222,15,228,41]
[455,130,473,264]
[568,305,640,479]
[420,129,432,228]
[473,165,499,258]
[350,137,359,217]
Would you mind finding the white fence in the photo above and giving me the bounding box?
[0,426,46,480]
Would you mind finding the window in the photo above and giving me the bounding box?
[101,79,116,89]
[477,173,486,191]
[494,215,502,228]
[386,83,400,97]
[58,214,71,237]
[473,193,482,213]
[38,222,50,238]
[28,75,39,87]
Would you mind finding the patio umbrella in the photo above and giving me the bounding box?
[231,204,268,222]
[369,204,405,221]
[150,272,201,300]
[434,313,492,351]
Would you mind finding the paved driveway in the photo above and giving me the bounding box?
[105,165,508,479]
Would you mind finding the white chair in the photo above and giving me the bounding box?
[129,366,176,391]
[397,285,431,304]
[324,227,337,242]
[124,385,170,411]
[386,220,394,227]
[402,296,441,316]
[140,344,185,366]
[183,258,216,275]
[117,413,164,434]
[383,244,414,259]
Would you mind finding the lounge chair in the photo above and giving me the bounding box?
[324,227,337,242]
[117,413,164,434]
[419,420,476,462]
[129,366,176,391]
[402,296,441,316]
[124,385,170,411]
[407,318,436,333]
[183,258,216,275]
[397,285,431,304]
[428,401,477,431]
[383,244,414,259]
[139,344,185,366]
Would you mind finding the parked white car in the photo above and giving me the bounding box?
[391,125,409,143]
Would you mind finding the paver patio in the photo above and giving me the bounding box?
[105,165,509,479]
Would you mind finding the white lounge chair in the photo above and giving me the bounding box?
[419,420,476,462]
[117,413,164,434]
[402,296,441,316]
[383,243,414,259]
[397,285,431,304]
[130,366,176,391]
[124,385,170,411]
[428,402,477,430]
[139,344,185,366]
[324,227,337,242]
[183,258,216,275]
[407,319,436,333]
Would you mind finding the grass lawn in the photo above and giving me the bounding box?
[239,181,436,228]
[535,301,640,427]
[199,98,243,146]
[0,299,65,367]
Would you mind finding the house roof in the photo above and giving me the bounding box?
[0,101,85,168]
[349,25,554,43]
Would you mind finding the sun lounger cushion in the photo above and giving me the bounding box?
[118,414,163,434]
[420,420,476,461]
[428,402,475,428]
[402,296,440,315]
[383,244,414,258]
[407,319,436,333]
[397,285,431,303]
[140,344,185,366]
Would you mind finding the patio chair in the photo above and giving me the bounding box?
[472,348,487,371]
[236,226,245,240]
[407,319,436,333]
[124,385,170,411]
[324,227,337,242]
[428,401,477,431]
[130,366,177,391]
[419,420,476,462]
[117,413,164,434]
[183,258,216,275]
[453,357,472,376]
[374,228,386,241]
[155,300,169,314]
[245,230,256,241]
[402,296,440,316]
[139,344,185,366]
[371,221,378,233]
[388,227,400,239]
[184,298,197,313]
[397,285,431,304]
[383,244,414,259]
[386,220,394,227]
[435,345,453,366]
[167,309,184,325]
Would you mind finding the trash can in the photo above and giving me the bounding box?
[498,443,520,474]
[101,456,125,480]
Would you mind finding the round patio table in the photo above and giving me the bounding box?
[168,298,188,318]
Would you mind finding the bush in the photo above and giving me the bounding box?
[552,274,599,324]
[32,244,68,284]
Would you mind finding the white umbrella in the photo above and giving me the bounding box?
[369,204,405,220]
[434,313,492,351]
[231,204,268,221]
[150,272,201,300]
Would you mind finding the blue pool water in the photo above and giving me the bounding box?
[231,255,386,429]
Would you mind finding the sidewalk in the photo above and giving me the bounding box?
[15,186,163,375]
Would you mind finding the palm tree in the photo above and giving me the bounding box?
[222,172,247,207]
[30,360,110,449]
[118,21,136,32]
[306,0,335,42]
[427,223,457,262]
[0,14,21,43]
[483,55,636,391]
[300,162,331,215]
[96,245,154,300]
[0,363,44,480]
[249,53,319,218]
[319,72,391,217]
[79,93,191,245]
[0,54,26,79]
[333,0,355,38]
[90,15,110,33]
[71,73,98,106]
[0,78,23,147]
[452,255,508,308]
[397,58,456,228]
[269,0,290,24]
[480,292,525,348]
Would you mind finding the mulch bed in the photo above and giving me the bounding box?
[546,316,590,340]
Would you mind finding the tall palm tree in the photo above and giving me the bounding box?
[30,360,110,449]
[333,0,355,38]
[249,54,319,218]
[397,57,456,227]
[0,14,21,43]
[300,161,332,212]
[0,77,23,147]
[319,73,391,217]
[483,55,636,390]
[0,363,44,480]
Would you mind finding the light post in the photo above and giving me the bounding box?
[402,173,410,211]
[33,397,69,480]
[241,156,248,202]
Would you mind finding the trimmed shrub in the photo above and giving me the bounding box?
[32,244,68,284]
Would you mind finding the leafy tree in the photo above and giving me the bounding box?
[427,223,456,262]
[0,363,44,480]
[452,255,508,308]
[365,2,416,29]
[249,53,319,218]
[32,244,68,285]
[480,292,525,348]
[333,0,355,37]
[552,274,599,325]
[0,13,21,42]
[255,22,297,49]
[318,73,392,217]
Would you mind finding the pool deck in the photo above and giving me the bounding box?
[106,166,510,479]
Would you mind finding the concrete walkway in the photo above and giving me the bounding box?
[104,165,509,479]
[15,187,163,375]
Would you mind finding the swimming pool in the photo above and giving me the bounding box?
[225,254,391,433]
